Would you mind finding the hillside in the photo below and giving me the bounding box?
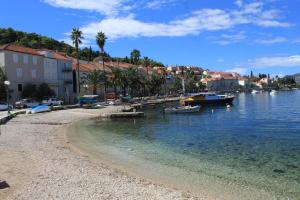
[0,27,164,66]
[0,27,100,61]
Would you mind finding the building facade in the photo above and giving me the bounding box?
[0,44,44,103]
[0,44,75,104]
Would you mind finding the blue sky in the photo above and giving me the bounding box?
[1,0,300,76]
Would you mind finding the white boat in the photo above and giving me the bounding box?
[164,105,201,114]
[26,105,51,114]
[251,90,260,94]
[270,90,278,95]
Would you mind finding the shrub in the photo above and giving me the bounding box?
[36,83,55,100]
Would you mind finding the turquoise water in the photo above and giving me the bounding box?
[70,90,300,200]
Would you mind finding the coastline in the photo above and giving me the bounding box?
[0,107,199,200]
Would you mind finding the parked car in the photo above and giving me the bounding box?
[0,102,13,111]
[42,98,63,106]
[15,99,40,109]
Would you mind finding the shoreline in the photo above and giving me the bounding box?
[0,107,199,200]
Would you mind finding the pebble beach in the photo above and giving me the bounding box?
[0,107,202,200]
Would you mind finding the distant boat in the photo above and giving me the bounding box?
[180,93,234,106]
[164,105,201,114]
[251,90,260,94]
[26,105,50,114]
[270,90,278,95]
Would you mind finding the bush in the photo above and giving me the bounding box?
[0,68,6,101]
[22,84,37,98]
[36,83,55,100]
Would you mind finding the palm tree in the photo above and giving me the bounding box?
[147,73,164,96]
[130,49,141,65]
[110,67,122,94]
[142,56,151,76]
[96,31,108,98]
[126,67,143,96]
[96,32,107,70]
[71,28,83,95]
[82,70,106,95]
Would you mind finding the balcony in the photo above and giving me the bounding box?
[62,68,72,73]
[64,80,73,84]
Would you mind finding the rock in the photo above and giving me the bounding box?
[0,181,10,189]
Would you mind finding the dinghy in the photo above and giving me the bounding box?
[164,105,201,114]
[26,105,51,114]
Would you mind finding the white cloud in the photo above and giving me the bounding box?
[235,0,243,8]
[255,36,287,44]
[145,0,177,9]
[226,67,248,75]
[249,55,300,68]
[211,31,246,45]
[44,0,291,40]
[43,0,131,16]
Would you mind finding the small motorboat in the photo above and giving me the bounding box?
[251,90,260,94]
[26,105,51,114]
[164,105,201,114]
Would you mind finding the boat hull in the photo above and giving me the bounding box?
[164,106,200,114]
[182,97,234,106]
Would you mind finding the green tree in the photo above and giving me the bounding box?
[0,68,7,101]
[130,49,141,65]
[36,83,55,100]
[142,56,151,76]
[147,73,164,96]
[22,84,37,98]
[170,78,182,94]
[83,70,106,95]
[96,31,107,70]
[110,67,122,94]
[96,31,108,95]
[70,28,84,94]
[126,67,144,96]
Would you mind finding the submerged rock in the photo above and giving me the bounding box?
[273,169,285,174]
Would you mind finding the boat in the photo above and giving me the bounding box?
[164,105,201,114]
[270,90,278,95]
[180,93,234,106]
[251,90,260,94]
[26,105,51,114]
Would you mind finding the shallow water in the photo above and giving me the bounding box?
[70,90,300,200]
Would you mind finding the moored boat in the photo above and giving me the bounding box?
[164,105,201,114]
[180,93,234,106]
[270,90,278,95]
[26,105,51,114]
[251,90,260,94]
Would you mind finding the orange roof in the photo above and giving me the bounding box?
[0,44,42,56]
[38,50,71,61]
[72,62,100,72]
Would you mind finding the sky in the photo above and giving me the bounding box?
[1,0,300,76]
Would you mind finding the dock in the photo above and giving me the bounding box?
[100,112,144,118]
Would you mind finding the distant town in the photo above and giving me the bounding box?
[0,28,299,105]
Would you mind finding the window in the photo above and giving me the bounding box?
[32,69,37,79]
[13,54,18,63]
[23,55,29,64]
[16,68,22,78]
[18,84,23,92]
[32,56,37,65]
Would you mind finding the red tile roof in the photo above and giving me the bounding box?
[0,44,42,56]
